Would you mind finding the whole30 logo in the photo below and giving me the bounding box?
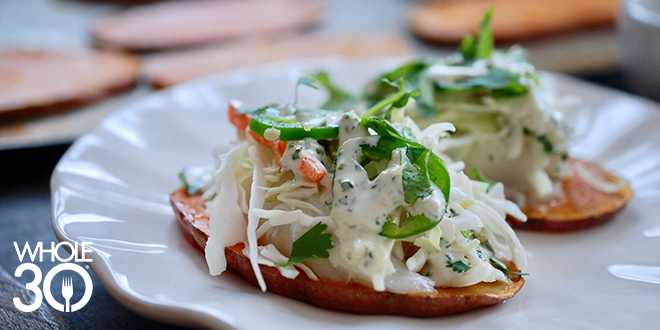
[13,242,93,313]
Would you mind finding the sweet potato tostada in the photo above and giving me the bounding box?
[362,10,632,231]
[171,189,524,316]
[172,83,529,316]
[507,159,632,231]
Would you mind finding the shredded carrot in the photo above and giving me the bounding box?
[229,103,286,160]
[228,104,250,132]
[275,140,287,155]
[248,130,286,160]
[299,157,327,182]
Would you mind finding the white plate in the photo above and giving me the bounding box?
[51,57,660,329]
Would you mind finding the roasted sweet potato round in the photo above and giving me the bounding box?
[171,188,525,317]
[0,50,138,122]
[92,0,322,51]
[507,159,633,232]
[409,0,618,43]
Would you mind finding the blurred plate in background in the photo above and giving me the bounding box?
[0,0,627,150]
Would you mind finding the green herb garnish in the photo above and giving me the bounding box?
[401,151,433,204]
[354,118,451,239]
[489,257,529,278]
[311,71,357,110]
[340,180,354,190]
[461,229,476,240]
[471,168,496,193]
[446,258,472,273]
[537,135,553,153]
[275,222,334,267]
[359,118,450,205]
[524,128,555,154]
[178,169,203,196]
[248,77,419,141]
[460,6,495,61]
[401,126,417,142]
[364,61,436,117]
[362,78,421,118]
[482,239,495,253]
[294,77,318,106]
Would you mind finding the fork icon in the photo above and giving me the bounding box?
[62,277,73,312]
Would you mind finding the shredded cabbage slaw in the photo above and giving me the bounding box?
[188,98,528,294]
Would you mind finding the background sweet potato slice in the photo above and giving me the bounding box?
[144,34,412,89]
[508,159,633,231]
[410,0,619,43]
[170,188,524,316]
[92,0,322,51]
[0,50,138,122]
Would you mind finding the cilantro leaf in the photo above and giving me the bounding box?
[446,258,472,273]
[311,71,357,110]
[460,6,495,61]
[384,79,421,109]
[401,126,417,142]
[471,168,496,193]
[365,61,436,117]
[359,135,407,162]
[461,229,476,240]
[460,35,475,60]
[401,151,433,204]
[537,135,553,153]
[482,239,495,253]
[380,214,440,239]
[294,77,319,106]
[382,61,432,82]
[359,118,451,205]
[274,222,334,267]
[359,117,404,139]
[178,169,202,196]
[234,103,278,115]
[297,77,318,89]
[489,257,529,278]
[475,8,495,59]
[425,152,451,204]
[524,128,555,154]
[354,118,452,238]
[362,78,420,118]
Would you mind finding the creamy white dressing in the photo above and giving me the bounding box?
[427,60,489,84]
[280,138,332,186]
[332,136,404,232]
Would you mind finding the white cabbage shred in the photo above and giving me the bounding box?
[414,46,581,200]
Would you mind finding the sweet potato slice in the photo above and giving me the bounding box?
[410,0,618,43]
[171,188,524,316]
[0,50,138,122]
[507,159,633,232]
[92,0,322,51]
[145,34,412,89]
